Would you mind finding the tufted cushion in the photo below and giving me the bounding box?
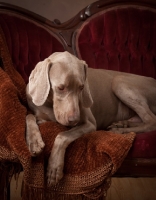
[76,7,156,78]
[0,13,64,83]
[76,6,156,159]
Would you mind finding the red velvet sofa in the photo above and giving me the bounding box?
[0,0,156,183]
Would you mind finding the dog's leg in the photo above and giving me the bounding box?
[109,112,156,133]
[26,114,45,156]
[110,76,156,133]
[47,120,96,185]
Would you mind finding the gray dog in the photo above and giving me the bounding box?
[26,51,156,185]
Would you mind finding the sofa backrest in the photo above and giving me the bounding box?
[1,0,156,81]
[0,7,65,83]
[73,1,156,78]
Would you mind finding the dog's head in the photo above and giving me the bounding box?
[28,51,93,126]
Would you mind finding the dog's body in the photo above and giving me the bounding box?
[26,51,156,185]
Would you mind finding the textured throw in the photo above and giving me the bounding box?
[0,27,136,200]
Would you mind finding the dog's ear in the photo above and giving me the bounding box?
[81,61,93,108]
[28,58,52,106]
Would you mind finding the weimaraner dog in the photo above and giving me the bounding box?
[26,51,156,185]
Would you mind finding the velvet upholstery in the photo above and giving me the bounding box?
[76,7,156,159]
[0,13,64,83]
[77,7,156,77]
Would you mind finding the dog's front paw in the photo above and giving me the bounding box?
[26,130,45,156]
[47,158,64,185]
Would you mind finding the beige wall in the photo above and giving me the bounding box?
[2,0,95,22]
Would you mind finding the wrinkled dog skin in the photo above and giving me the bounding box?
[26,51,156,185]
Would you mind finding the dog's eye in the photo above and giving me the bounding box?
[58,85,65,91]
[79,85,84,90]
